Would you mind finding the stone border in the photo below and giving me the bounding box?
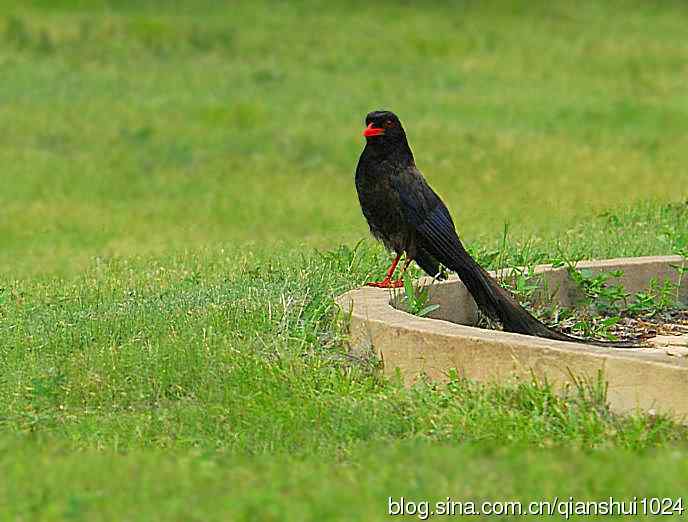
[336,256,688,418]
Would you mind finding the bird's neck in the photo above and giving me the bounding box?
[363,139,415,165]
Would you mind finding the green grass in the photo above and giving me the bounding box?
[3,441,688,521]
[2,206,688,520]
[1,1,688,520]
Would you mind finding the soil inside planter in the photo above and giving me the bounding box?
[533,306,688,346]
[471,303,688,347]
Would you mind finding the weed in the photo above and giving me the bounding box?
[627,277,680,315]
[400,270,440,318]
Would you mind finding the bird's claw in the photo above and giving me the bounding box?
[366,279,404,289]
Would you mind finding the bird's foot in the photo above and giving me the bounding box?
[366,279,404,289]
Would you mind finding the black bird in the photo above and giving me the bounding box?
[355,110,636,346]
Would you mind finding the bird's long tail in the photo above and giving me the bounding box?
[445,245,640,348]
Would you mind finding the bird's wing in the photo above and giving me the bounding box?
[392,169,508,322]
[391,170,466,268]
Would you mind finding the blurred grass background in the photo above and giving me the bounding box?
[1,0,687,276]
[1,1,688,520]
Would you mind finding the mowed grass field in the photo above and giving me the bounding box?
[1,1,688,520]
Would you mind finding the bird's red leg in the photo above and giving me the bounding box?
[369,257,413,289]
[366,253,402,288]
[390,257,413,286]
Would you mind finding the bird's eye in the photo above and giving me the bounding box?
[386,119,395,127]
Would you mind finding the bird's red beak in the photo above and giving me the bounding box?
[363,123,385,137]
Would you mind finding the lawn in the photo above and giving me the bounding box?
[1,1,688,520]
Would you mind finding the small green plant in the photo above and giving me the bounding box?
[627,277,679,315]
[544,252,687,340]
[560,262,639,339]
[565,263,629,315]
[503,267,542,304]
[401,271,440,317]
[563,258,683,318]
[572,314,622,341]
[670,256,687,306]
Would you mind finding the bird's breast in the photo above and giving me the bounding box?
[355,168,410,251]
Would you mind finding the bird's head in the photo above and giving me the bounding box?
[362,110,407,146]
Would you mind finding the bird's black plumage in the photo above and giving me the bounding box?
[355,110,637,347]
